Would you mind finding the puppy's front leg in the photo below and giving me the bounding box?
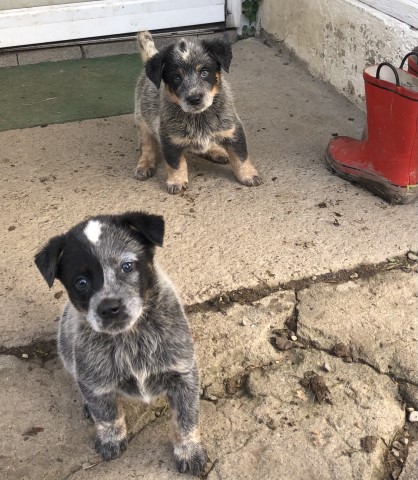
[160,136,189,194]
[223,121,262,187]
[79,384,127,461]
[166,369,207,475]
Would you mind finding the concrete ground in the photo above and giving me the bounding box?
[0,38,417,480]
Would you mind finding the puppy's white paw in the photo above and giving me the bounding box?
[95,435,127,461]
[166,182,189,195]
[240,175,262,187]
[174,441,208,476]
[135,166,155,181]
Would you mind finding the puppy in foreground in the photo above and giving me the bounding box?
[35,211,207,475]
[134,31,261,193]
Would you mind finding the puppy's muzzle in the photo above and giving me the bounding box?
[186,93,203,106]
[97,298,128,327]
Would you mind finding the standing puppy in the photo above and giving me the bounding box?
[34,212,207,476]
[134,31,261,193]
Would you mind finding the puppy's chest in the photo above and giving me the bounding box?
[168,118,233,154]
[118,369,151,401]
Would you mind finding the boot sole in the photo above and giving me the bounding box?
[325,149,418,205]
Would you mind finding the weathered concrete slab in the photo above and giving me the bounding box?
[208,350,404,480]
[297,270,418,384]
[0,52,18,68]
[1,38,417,348]
[17,46,82,65]
[0,355,164,480]
[194,291,296,398]
[82,41,138,58]
[399,442,418,480]
[0,294,406,480]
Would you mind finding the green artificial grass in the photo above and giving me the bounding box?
[0,54,143,131]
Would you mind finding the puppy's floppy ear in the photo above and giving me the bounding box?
[145,50,165,89]
[202,39,233,72]
[119,211,165,247]
[34,234,65,288]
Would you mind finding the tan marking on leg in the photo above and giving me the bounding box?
[171,410,201,460]
[165,154,188,194]
[96,415,127,443]
[172,420,206,475]
[226,150,262,187]
[94,403,128,461]
[202,144,229,164]
[135,120,159,181]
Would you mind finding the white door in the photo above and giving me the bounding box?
[0,0,226,49]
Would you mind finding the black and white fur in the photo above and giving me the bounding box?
[34,212,207,475]
[134,31,261,193]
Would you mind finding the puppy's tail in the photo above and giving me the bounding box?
[137,31,158,61]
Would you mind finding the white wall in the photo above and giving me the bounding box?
[1,0,93,10]
[260,0,418,107]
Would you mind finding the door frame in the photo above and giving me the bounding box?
[0,0,226,49]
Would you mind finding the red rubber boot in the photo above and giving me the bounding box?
[402,51,418,77]
[361,52,418,140]
[326,62,418,204]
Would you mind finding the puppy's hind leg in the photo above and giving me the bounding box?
[166,366,207,475]
[135,120,159,181]
[202,144,229,165]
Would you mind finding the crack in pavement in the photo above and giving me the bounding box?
[1,255,415,480]
[1,254,414,359]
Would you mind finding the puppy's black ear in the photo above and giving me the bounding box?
[34,234,65,288]
[120,211,165,247]
[202,39,233,72]
[145,51,165,89]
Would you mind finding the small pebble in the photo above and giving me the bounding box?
[21,354,28,359]
[350,272,358,279]
[312,275,317,281]
[401,437,409,445]
[407,252,418,261]
[290,335,298,342]
[392,449,400,458]
[323,363,332,372]
[406,407,415,413]
[392,440,403,450]
[241,318,248,326]
[206,394,218,402]
[81,462,91,470]
[408,410,418,422]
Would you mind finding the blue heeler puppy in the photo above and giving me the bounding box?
[134,31,262,193]
[34,211,207,475]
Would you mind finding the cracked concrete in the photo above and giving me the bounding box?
[0,37,417,479]
[297,270,418,385]
[1,274,415,479]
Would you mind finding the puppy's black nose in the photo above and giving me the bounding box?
[97,298,121,320]
[187,94,203,106]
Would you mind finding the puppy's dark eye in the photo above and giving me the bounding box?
[121,262,133,273]
[200,69,209,78]
[75,276,89,291]
[173,74,182,85]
